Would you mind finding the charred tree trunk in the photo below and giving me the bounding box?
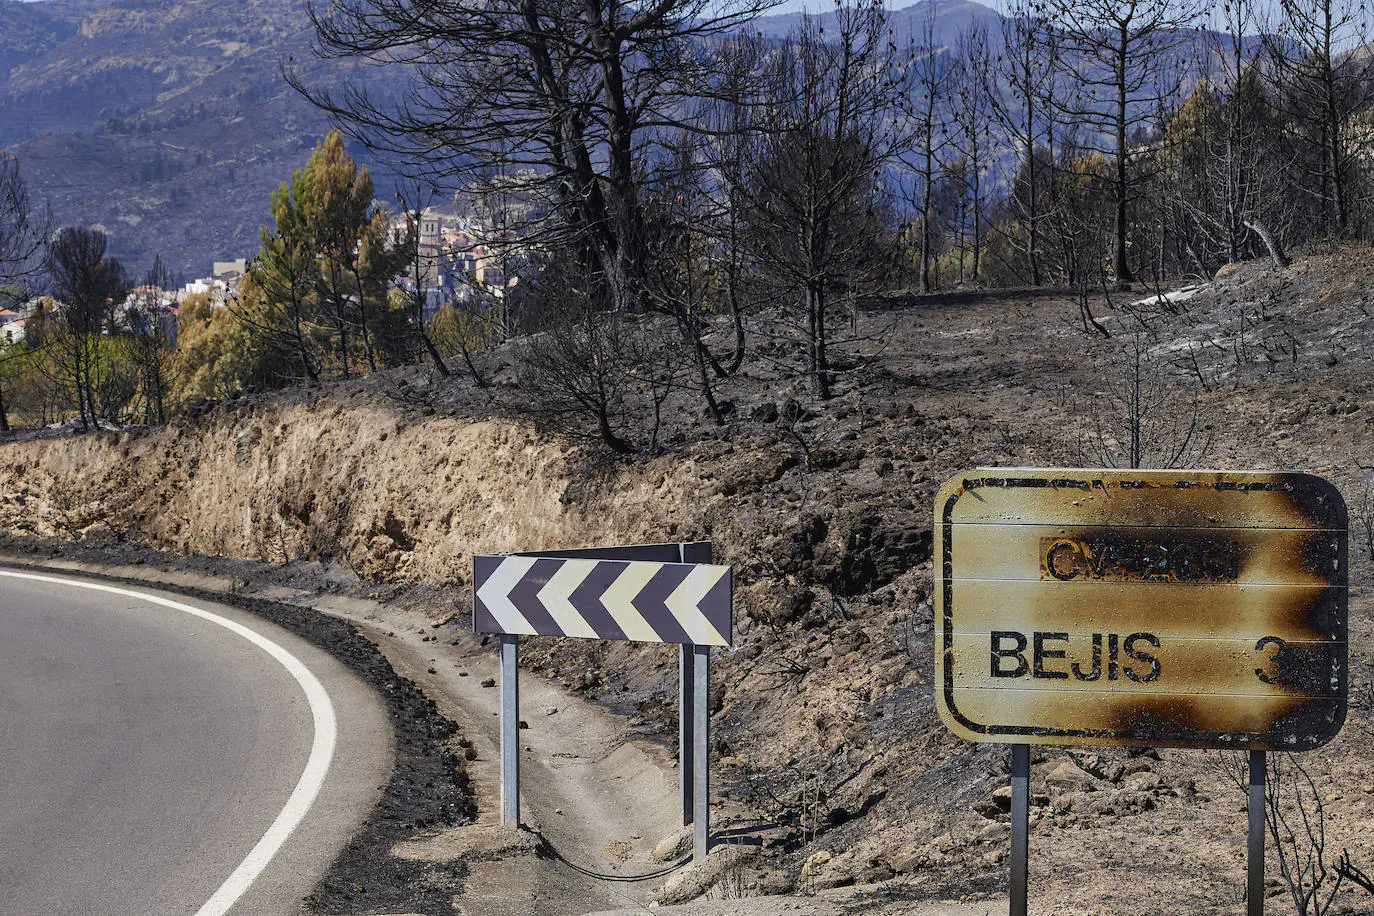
[1243,219,1290,270]
[807,281,832,399]
[597,407,634,454]
[693,331,724,425]
[457,332,487,388]
[723,247,746,375]
[351,264,378,373]
[1112,35,1133,288]
[725,284,746,375]
[920,141,935,294]
[421,327,452,378]
[1026,109,1043,287]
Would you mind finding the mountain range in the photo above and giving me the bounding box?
[0,0,412,279]
[751,0,1001,45]
[0,0,1206,280]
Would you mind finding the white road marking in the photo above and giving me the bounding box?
[0,570,338,916]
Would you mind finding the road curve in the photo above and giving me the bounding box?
[0,569,392,916]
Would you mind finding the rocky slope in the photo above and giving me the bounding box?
[0,0,72,77]
[3,249,1374,913]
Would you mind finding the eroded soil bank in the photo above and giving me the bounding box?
[5,249,1374,914]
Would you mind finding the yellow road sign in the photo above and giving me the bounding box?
[934,469,1347,750]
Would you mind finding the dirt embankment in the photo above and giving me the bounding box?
[0,408,710,581]
[6,247,1374,914]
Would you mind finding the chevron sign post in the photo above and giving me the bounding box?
[473,556,732,646]
[473,542,731,861]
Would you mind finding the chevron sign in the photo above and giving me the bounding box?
[473,555,732,646]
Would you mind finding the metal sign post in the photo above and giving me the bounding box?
[475,541,731,861]
[678,542,713,829]
[933,468,1348,915]
[1009,744,1029,916]
[1249,750,1266,916]
[679,644,694,826]
[694,641,710,859]
[500,634,519,826]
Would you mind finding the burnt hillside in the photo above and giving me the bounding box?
[2,250,1374,913]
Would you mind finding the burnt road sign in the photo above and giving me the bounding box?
[935,469,1347,751]
[474,555,732,646]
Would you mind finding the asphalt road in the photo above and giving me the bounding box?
[0,569,392,916]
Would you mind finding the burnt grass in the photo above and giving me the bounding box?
[0,544,476,916]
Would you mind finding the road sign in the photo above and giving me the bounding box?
[474,543,730,862]
[935,469,1347,751]
[474,555,732,647]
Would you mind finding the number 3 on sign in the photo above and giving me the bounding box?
[1254,636,1287,685]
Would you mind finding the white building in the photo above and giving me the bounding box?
[0,312,24,345]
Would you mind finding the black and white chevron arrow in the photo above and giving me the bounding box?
[473,555,732,646]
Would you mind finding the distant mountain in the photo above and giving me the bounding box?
[0,0,1259,281]
[751,0,1003,47]
[0,0,1013,281]
[0,0,73,78]
[0,0,406,279]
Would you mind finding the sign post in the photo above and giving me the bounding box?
[474,541,732,860]
[1009,743,1029,916]
[499,634,519,826]
[1249,750,1266,916]
[678,541,714,827]
[680,644,694,825]
[935,469,1347,914]
[694,641,710,860]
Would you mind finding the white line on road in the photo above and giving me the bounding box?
[0,570,339,916]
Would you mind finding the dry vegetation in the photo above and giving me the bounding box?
[4,247,1374,913]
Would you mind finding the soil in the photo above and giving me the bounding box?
[5,245,1374,914]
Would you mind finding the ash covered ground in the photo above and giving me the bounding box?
[4,247,1374,914]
